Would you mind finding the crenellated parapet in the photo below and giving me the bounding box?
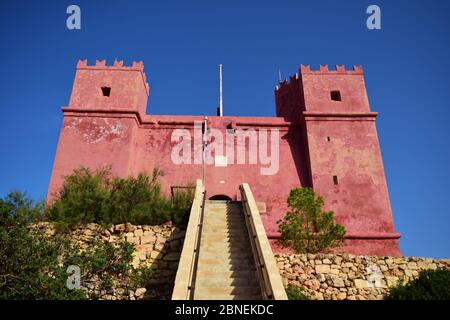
[276,64,364,91]
[76,59,145,71]
[300,64,363,74]
[76,59,149,95]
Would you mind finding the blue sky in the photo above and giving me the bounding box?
[0,0,449,258]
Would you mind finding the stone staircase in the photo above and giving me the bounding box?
[193,200,262,300]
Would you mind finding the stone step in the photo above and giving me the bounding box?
[198,257,255,265]
[195,277,260,287]
[199,251,254,260]
[201,230,248,236]
[204,210,242,215]
[201,236,251,244]
[196,269,258,279]
[201,231,247,237]
[203,217,244,222]
[193,286,262,299]
[200,237,251,245]
[200,241,251,249]
[203,217,244,223]
[204,203,241,208]
[202,219,245,224]
[194,293,262,300]
[202,223,246,229]
[200,245,254,254]
[204,207,242,212]
[203,220,244,225]
[196,264,256,273]
[202,224,246,229]
[197,257,255,266]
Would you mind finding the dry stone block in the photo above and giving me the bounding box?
[115,224,126,233]
[126,235,140,245]
[354,279,369,289]
[315,265,330,274]
[141,235,156,245]
[150,251,161,259]
[331,276,345,288]
[135,288,146,298]
[125,223,136,233]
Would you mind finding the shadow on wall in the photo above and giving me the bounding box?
[281,126,312,188]
[138,227,186,300]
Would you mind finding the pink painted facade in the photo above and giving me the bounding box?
[47,60,401,256]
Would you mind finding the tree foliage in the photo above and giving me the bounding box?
[278,187,345,253]
[285,284,310,300]
[387,269,450,300]
[0,192,151,300]
[47,167,194,231]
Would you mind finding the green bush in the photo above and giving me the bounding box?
[0,191,44,226]
[0,192,150,300]
[278,187,345,253]
[47,167,111,231]
[170,185,195,225]
[47,167,194,231]
[285,285,310,300]
[386,268,450,300]
[107,168,171,226]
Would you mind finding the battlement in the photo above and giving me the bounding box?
[300,64,364,74]
[76,59,149,95]
[276,64,364,91]
[77,59,145,71]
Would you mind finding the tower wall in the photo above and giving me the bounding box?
[46,60,148,201]
[70,59,149,115]
[276,65,401,256]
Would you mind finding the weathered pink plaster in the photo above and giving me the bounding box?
[47,60,401,256]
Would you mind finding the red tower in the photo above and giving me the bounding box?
[47,60,149,199]
[275,65,401,256]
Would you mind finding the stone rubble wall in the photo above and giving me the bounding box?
[34,222,185,300]
[276,253,450,300]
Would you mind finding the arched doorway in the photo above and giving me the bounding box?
[209,194,232,201]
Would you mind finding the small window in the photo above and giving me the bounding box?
[330,90,341,101]
[101,87,111,97]
[327,136,331,142]
[333,175,338,185]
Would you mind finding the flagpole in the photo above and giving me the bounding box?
[219,64,223,116]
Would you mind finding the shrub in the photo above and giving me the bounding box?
[278,187,345,253]
[107,168,171,225]
[170,184,196,225]
[386,268,450,300]
[47,167,194,230]
[285,285,310,300]
[0,191,44,226]
[47,167,111,231]
[0,192,150,300]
